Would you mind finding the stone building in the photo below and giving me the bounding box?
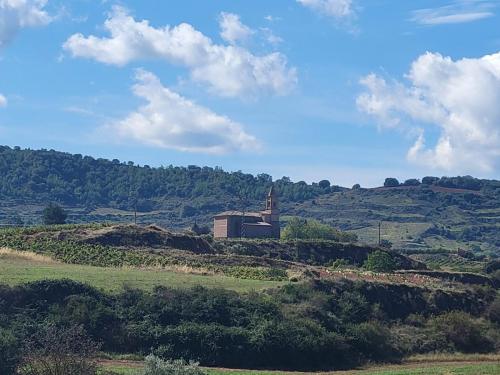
[213,186,280,239]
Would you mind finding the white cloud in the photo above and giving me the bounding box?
[411,1,495,25]
[0,93,6,107]
[264,15,281,22]
[297,0,355,19]
[357,51,500,173]
[218,12,253,44]
[260,27,283,46]
[109,69,260,154]
[63,6,297,98]
[0,0,52,47]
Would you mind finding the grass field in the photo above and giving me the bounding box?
[0,248,285,292]
[350,222,432,248]
[102,362,500,375]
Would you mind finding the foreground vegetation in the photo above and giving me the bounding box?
[1,277,498,373]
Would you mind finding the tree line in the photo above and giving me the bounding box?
[0,146,336,210]
[1,146,497,214]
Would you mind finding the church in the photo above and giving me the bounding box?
[213,186,280,239]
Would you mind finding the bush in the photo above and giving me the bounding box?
[18,325,100,375]
[383,178,400,187]
[347,322,401,362]
[422,176,439,185]
[42,203,67,225]
[141,355,207,375]
[403,179,420,186]
[318,180,331,189]
[487,296,500,324]
[364,251,396,272]
[281,217,357,242]
[0,328,20,375]
[427,312,495,353]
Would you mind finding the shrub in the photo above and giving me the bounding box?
[427,312,495,353]
[383,178,400,187]
[190,223,210,235]
[329,259,350,270]
[403,179,421,186]
[141,355,207,375]
[18,325,100,375]
[224,266,288,281]
[0,328,20,375]
[42,203,67,225]
[318,180,331,189]
[347,322,401,362]
[336,291,371,324]
[487,296,500,324]
[281,217,357,242]
[422,176,439,185]
[364,251,396,272]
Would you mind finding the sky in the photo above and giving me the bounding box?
[0,0,499,187]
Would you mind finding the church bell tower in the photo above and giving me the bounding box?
[265,185,280,238]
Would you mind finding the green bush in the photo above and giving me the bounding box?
[427,312,496,353]
[487,296,500,324]
[281,217,357,242]
[1,278,497,372]
[364,251,396,272]
[347,322,401,362]
[384,178,400,187]
[223,266,288,281]
[0,328,20,375]
[42,203,67,225]
[141,355,207,375]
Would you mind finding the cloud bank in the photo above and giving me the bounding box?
[109,70,260,154]
[357,51,500,173]
[0,0,51,47]
[63,6,297,98]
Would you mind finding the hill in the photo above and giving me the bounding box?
[0,223,498,372]
[0,146,498,261]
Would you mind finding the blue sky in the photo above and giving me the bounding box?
[0,0,499,187]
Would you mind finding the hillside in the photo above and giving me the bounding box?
[1,223,498,372]
[0,146,498,261]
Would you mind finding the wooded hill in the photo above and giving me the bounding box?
[0,146,498,258]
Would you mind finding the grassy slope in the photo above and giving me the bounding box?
[0,250,285,293]
[284,187,499,273]
[3,185,498,256]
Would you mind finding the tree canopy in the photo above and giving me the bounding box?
[281,217,357,242]
[0,146,336,210]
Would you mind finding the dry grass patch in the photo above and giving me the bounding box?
[407,353,500,363]
[0,247,58,264]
